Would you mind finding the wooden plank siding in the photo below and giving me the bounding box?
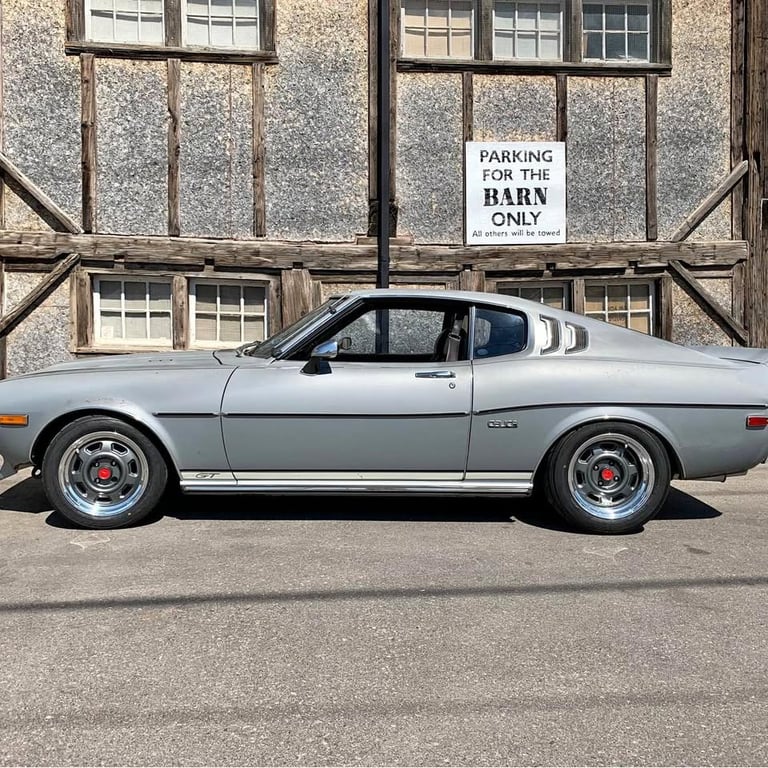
[645,74,658,242]
[80,53,98,233]
[252,63,266,237]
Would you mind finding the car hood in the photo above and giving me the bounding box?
[18,350,225,378]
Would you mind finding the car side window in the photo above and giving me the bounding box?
[331,308,445,357]
[473,307,527,359]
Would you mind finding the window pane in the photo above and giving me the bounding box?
[91,0,113,10]
[539,32,560,58]
[584,31,602,57]
[99,280,122,309]
[211,17,233,45]
[629,284,650,309]
[244,286,266,311]
[115,0,138,10]
[495,30,515,57]
[627,31,648,59]
[403,0,425,27]
[234,0,258,17]
[219,317,241,343]
[187,16,209,44]
[196,284,217,312]
[244,317,265,341]
[196,314,217,341]
[220,284,241,313]
[187,0,208,13]
[427,29,449,56]
[125,313,147,338]
[583,4,602,29]
[452,3,472,28]
[540,5,561,31]
[124,282,146,311]
[517,31,537,57]
[149,314,171,339]
[607,313,627,327]
[211,0,233,14]
[585,286,604,312]
[115,13,139,40]
[90,10,114,39]
[404,28,426,55]
[605,31,625,58]
[605,4,625,30]
[451,28,472,56]
[627,4,648,30]
[517,4,537,30]
[148,282,171,310]
[100,312,123,339]
[234,19,258,46]
[141,0,162,13]
[629,314,650,334]
[542,287,565,308]
[494,2,515,30]
[607,285,627,311]
[428,0,449,26]
[140,14,163,41]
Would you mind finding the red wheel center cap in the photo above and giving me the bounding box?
[600,468,615,482]
[97,467,112,480]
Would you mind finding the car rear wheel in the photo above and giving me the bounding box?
[42,416,168,529]
[544,422,671,534]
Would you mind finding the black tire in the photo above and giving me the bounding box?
[42,415,169,529]
[544,421,671,534]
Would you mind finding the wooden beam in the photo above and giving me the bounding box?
[477,0,493,61]
[459,267,485,292]
[669,160,749,242]
[731,0,746,240]
[0,253,81,338]
[81,53,98,233]
[568,0,583,63]
[281,268,314,326]
[555,74,567,142]
[462,72,473,246]
[167,58,181,237]
[171,273,188,349]
[71,268,93,349]
[368,0,378,202]
[645,74,658,242]
[659,274,673,341]
[65,0,85,42]
[744,0,768,345]
[0,231,748,273]
[398,59,671,77]
[0,152,83,234]
[164,0,181,47]
[668,259,748,345]
[252,63,266,237]
[0,262,6,378]
[65,41,279,66]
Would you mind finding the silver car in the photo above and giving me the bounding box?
[0,288,766,534]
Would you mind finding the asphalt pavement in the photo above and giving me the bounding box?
[1,467,767,766]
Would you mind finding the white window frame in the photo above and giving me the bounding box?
[93,276,173,347]
[493,1,564,61]
[85,0,165,44]
[181,0,260,49]
[584,280,654,334]
[189,279,269,348]
[401,0,475,59]
[582,1,651,62]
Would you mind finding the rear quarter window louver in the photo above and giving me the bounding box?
[539,315,561,355]
[564,322,589,354]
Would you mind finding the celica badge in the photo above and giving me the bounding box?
[487,419,518,429]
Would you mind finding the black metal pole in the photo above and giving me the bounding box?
[376,0,391,289]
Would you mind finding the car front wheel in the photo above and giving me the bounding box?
[544,422,671,534]
[42,416,169,529]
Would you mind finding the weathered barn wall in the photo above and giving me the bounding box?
[671,279,733,347]
[1,0,80,231]
[567,78,646,242]
[397,73,463,244]
[263,0,368,241]
[180,63,253,239]
[657,0,731,240]
[5,274,74,377]
[96,60,167,235]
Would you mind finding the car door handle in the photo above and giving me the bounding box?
[415,371,456,379]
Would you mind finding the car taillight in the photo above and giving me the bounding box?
[746,415,768,429]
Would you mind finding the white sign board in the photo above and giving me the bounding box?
[465,141,566,245]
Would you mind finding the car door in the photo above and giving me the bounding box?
[221,301,473,480]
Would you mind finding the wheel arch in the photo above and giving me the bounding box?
[31,408,180,481]
[532,410,684,488]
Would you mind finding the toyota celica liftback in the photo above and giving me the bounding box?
[0,288,767,535]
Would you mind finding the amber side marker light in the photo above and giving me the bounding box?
[0,414,28,426]
[746,415,768,429]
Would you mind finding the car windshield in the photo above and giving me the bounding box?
[238,295,351,358]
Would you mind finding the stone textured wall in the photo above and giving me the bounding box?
[397,73,463,244]
[671,279,733,347]
[96,60,167,235]
[5,275,74,377]
[1,0,80,230]
[263,0,369,241]
[658,0,731,241]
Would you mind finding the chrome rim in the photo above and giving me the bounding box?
[58,431,149,518]
[567,432,655,520]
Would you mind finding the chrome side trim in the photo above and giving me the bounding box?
[234,471,465,481]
